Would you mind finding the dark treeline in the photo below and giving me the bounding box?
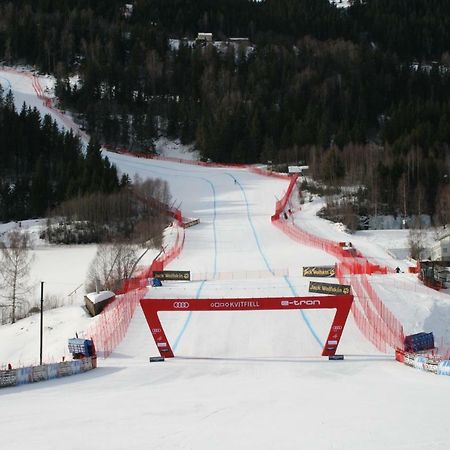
[0,87,122,221]
[0,0,449,221]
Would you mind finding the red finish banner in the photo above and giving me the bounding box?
[140,295,353,358]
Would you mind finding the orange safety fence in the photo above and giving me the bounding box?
[248,166,292,180]
[146,222,186,278]
[103,146,294,181]
[86,210,186,357]
[85,287,146,358]
[150,154,248,169]
[83,163,291,359]
[7,69,408,355]
[338,270,403,352]
[103,148,249,169]
[1,67,53,109]
[338,265,389,353]
[359,275,404,347]
[133,192,183,224]
[25,70,91,142]
[271,174,299,221]
[272,176,405,353]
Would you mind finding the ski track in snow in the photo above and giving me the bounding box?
[122,162,324,351]
[2,67,450,450]
[226,172,323,348]
[173,174,218,351]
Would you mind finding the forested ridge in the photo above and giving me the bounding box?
[0,86,122,221]
[0,0,449,222]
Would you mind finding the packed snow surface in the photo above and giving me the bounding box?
[1,67,450,450]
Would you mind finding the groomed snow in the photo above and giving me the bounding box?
[1,67,450,450]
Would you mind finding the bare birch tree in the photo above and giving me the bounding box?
[408,228,427,260]
[86,242,139,293]
[0,231,34,323]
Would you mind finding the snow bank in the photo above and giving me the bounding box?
[85,291,115,305]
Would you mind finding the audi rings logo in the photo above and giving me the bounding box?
[173,302,190,309]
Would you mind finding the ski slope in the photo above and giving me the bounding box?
[103,154,375,357]
[1,67,450,450]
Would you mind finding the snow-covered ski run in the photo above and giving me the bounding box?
[1,67,450,450]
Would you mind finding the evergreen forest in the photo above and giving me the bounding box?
[0,86,122,221]
[0,0,449,222]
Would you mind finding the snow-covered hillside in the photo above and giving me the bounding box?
[330,0,352,8]
[1,67,450,450]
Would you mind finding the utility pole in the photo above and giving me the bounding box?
[39,281,44,366]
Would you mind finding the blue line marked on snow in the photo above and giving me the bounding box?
[110,160,219,276]
[171,177,218,351]
[224,172,322,349]
[173,280,207,351]
[225,173,274,276]
[105,159,220,351]
[205,179,218,277]
[284,276,323,348]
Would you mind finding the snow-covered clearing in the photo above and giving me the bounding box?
[154,136,199,160]
[1,67,450,450]
[330,0,352,8]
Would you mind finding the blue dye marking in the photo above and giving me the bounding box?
[284,276,323,348]
[172,176,218,350]
[224,173,274,275]
[225,172,322,349]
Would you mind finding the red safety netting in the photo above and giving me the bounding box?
[84,163,292,358]
[337,269,403,352]
[270,174,299,221]
[2,67,55,111]
[349,298,388,353]
[150,155,248,169]
[272,177,405,353]
[31,75,52,108]
[103,149,249,169]
[85,287,146,358]
[86,214,186,357]
[133,191,183,224]
[248,167,292,181]
[146,222,186,277]
[102,148,294,181]
[359,274,404,347]
[24,70,91,142]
